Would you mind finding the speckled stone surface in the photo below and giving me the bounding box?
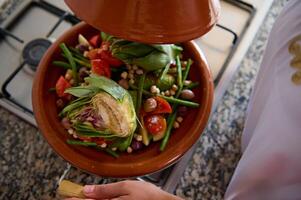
[0,108,68,199]
[0,0,287,199]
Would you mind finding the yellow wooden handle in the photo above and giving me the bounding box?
[57,180,85,198]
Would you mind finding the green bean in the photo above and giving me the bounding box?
[48,87,56,92]
[52,61,71,69]
[73,54,90,64]
[160,96,199,108]
[69,47,89,61]
[129,84,199,108]
[136,73,146,114]
[176,56,182,93]
[182,59,193,82]
[161,59,194,151]
[68,140,119,158]
[60,43,78,85]
[185,82,199,90]
[67,139,97,146]
[160,110,177,151]
[62,54,91,68]
[159,63,171,81]
[175,58,192,98]
[104,148,119,158]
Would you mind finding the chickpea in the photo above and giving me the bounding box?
[67,128,74,135]
[129,79,135,85]
[172,84,178,91]
[183,80,192,86]
[127,146,133,153]
[65,70,72,81]
[180,89,195,100]
[132,65,138,70]
[136,135,143,141]
[121,71,128,79]
[164,90,170,96]
[69,79,75,85]
[173,121,180,129]
[176,116,184,123]
[100,143,107,148]
[150,85,159,94]
[128,73,134,79]
[144,98,157,112]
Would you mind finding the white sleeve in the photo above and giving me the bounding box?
[225,1,301,199]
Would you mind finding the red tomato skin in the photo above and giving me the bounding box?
[91,59,111,78]
[55,76,71,98]
[86,49,101,60]
[89,34,101,47]
[78,136,92,142]
[144,114,167,135]
[147,97,172,114]
[100,50,123,67]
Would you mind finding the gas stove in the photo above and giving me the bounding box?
[0,0,272,193]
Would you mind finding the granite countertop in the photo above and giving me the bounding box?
[0,0,287,199]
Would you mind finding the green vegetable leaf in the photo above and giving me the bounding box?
[131,51,170,71]
[101,32,114,42]
[73,123,115,138]
[85,74,127,101]
[114,42,154,57]
[67,139,97,146]
[152,44,183,61]
[110,136,133,151]
[65,86,99,97]
[59,96,90,117]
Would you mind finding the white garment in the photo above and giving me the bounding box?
[225,1,301,199]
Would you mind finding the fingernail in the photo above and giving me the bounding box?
[84,185,95,194]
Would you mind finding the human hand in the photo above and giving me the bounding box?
[64,180,183,200]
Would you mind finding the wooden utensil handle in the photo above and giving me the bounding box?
[57,180,85,198]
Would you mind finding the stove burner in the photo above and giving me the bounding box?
[22,38,52,70]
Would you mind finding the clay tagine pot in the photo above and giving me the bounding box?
[32,22,214,177]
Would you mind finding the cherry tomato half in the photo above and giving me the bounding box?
[144,114,167,135]
[86,48,101,60]
[100,50,123,67]
[89,34,101,48]
[55,76,71,98]
[148,97,172,114]
[91,59,111,78]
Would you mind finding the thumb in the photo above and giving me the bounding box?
[83,182,128,199]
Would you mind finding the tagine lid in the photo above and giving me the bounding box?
[64,0,220,44]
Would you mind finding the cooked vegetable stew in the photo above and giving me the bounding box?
[53,32,199,157]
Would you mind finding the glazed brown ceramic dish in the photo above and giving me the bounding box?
[64,0,220,44]
[32,22,213,177]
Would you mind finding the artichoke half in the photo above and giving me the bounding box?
[61,74,136,139]
[91,91,135,137]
